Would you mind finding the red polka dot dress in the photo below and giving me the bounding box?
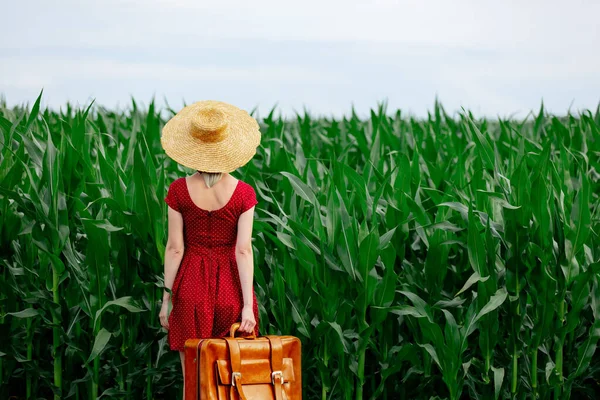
[164,177,260,351]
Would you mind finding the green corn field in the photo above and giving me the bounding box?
[0,91,599,400]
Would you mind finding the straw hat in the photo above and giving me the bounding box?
[161,100,261,173]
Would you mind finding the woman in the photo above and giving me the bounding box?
[157,100,262,390]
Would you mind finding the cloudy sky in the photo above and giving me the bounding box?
[1,0,598,119]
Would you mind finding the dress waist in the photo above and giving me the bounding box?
[185,242,236,255]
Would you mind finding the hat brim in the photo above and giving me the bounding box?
[161,101,261,173]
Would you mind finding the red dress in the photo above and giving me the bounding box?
[164,177,260,351]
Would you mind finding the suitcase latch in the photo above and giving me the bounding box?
[271,371,284,385]
[231,371,242,387]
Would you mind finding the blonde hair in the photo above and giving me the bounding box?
[198,171,223,188]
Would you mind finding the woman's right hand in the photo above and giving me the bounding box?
[159,301,169,330]
[239,305,256,334]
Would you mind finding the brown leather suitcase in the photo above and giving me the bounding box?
[184,323,302,399]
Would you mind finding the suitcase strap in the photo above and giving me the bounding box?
[223,338,246,400]
[266,336,286,400]
[223,336,287,400]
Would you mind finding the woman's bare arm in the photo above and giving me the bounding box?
[235,206,256,308]
[164,206,185,301]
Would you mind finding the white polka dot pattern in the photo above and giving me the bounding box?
[164,177,259,351]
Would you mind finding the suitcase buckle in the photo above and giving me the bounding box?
[232,372,242,387]
[271,370,284,385]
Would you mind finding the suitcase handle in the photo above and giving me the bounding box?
[229,322,256,339]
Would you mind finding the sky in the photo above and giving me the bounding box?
[1,0,599,119]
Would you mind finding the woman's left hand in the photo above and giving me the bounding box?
[239,305,256,334]
[159,301,170,330]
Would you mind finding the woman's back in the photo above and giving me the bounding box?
[185,173,240,212]
[164,174,258,249]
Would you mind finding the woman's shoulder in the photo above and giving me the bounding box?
[236,179,256,193]
[164,176,187,211]
[171,176,187,185]
[167,176,187,193]
[236,179,258,212]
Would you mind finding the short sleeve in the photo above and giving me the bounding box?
[241,183,258,213]
[164,179,181,212]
